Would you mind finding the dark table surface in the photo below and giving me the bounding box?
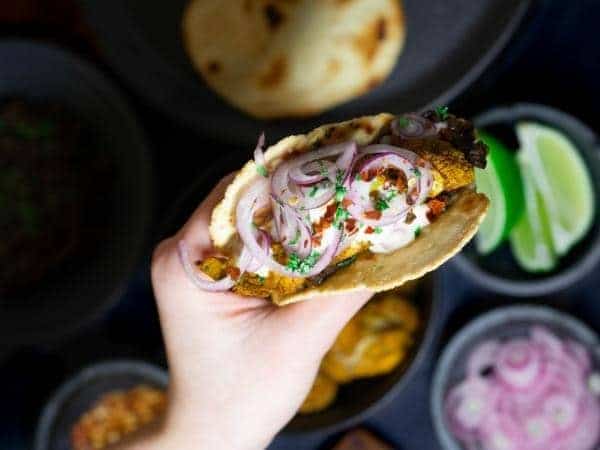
[2,0,600,449]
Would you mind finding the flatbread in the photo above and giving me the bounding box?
[210,114,489,305]
[182,0,405,119]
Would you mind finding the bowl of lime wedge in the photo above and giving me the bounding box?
[453,103,600,297]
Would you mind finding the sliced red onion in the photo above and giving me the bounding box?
[236,179,341,277]
[347,148,433,226]
[391,113,437,139]
[289,160,336,185]
[445,326,600,450]
[253,132,266,167]
[496,339,542,389]
[271,142,356,210]
[467,340,500,378]
[177,240,235,291]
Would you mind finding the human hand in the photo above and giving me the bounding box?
[146,175,373,450]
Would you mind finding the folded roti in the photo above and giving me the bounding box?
[209,113,488,305]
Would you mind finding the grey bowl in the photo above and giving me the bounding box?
[34,360,168,450]
[453,103,600,297]
[0,40,153,350]
[431,305,600,450]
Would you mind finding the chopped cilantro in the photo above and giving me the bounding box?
[374,226,383,234]
[287,251,321,274]
[256,165,268,177]
[335,170,344,185]
[414,226,422,237]
[257,275,265,285]
[336,255,357,269]
[309,185,319,197]
[396,116,410,128]
[375,198,390,211]
[289,230,301,245]
[412,167,421,177]
[435,106,449,121]
[355,173,361,181]
[318,160,329,177]
[385,189,397,202]
[335,184,347,202]
[334,205,350,228]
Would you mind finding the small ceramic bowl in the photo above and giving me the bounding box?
[453,103,600,297]
[34,360,168,450]
[430,305,600,450]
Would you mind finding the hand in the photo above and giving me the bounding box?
[146,175,373,450]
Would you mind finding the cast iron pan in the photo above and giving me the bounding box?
[81,0,531,146]
[159,157,442,434]
[0,41,153,353]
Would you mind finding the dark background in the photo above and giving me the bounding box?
[2,1,600,449]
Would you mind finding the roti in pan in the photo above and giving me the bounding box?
[182,0,405,119]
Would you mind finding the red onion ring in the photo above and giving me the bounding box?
[347,148,433,226]
[253,132,266,168]
[271,142,357,210]
[391,113,437,139]
[177,240,235,291]
[236,179,341,277]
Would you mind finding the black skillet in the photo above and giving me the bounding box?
[81,0,531,147]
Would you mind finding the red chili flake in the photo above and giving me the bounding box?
[345,218,357,233]
[324,203,337,219]
[427,198,446,221]
[226,266,241,281]
[312,234,322,246]
[365,226,375,234]
[342,198,353,208]
[360,171,370,181]
[364,210,382,220]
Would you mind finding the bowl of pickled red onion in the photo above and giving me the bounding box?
[431,305,600,450]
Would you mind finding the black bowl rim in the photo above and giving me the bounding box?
[160,163,445,436]
[430,304,600,450]
[33,360,168,450]
[453,102,600,297]
[0,39,154,350]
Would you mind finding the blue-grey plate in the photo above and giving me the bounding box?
[0,40,153,351]
[81,0,531,146]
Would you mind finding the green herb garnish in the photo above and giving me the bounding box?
[375,198,390,211]
[309,185,319,197]
[318,160,329,178]
[334,205,350,228]
[335,184,347,202]
[336,255,357,269]
[355,173,361,181]
[412,168,421,177]
[374,226,383,234]
[396,116,410,128]
[257,275,265,285]
[256,165,268,177]
[385,189,397,202]
[286,251,321,274]
[289,230,301,245]
[414,226,422,237]
[435,106,449,121]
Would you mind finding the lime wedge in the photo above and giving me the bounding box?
[510,154,557,272]
[474,131,525,254]
[516,122,595,255]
